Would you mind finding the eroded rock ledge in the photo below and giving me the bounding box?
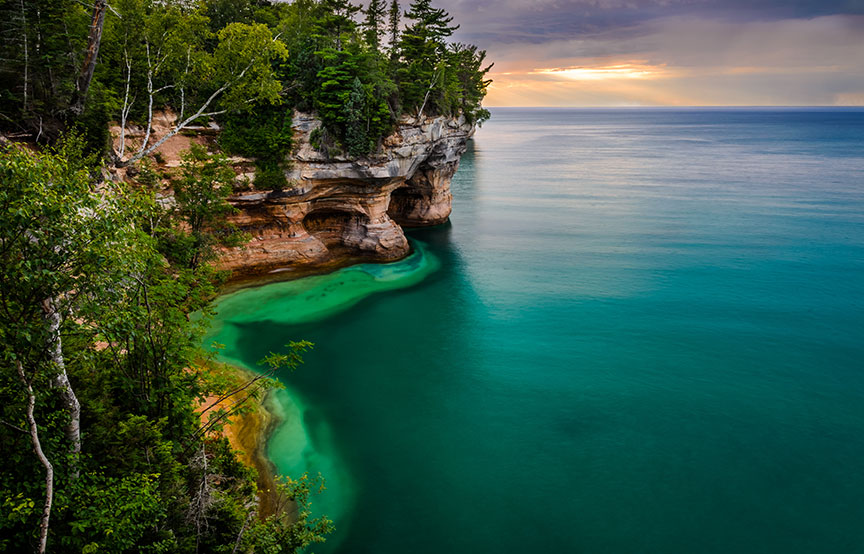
[220,111,474,277]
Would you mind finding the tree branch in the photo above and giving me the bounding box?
[0,418,28,435]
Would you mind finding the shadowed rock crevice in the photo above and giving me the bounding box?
[303,209,367,248]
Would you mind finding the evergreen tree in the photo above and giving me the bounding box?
[387,0,401,53]
[315,0,361,50]
[344,76,369,155]
[404,0,458,46]
[398,0,458,115]
[0,0,89,141]
[0,0,494,549]
[0,140,333,553]
[362,0,387,50]
[167,145,246,270]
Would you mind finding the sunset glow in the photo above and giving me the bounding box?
[533,64,666,81]
[439,1,864,107]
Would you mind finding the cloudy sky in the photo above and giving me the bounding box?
[435,0,864,106]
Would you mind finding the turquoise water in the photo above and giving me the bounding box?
[206,108,864,553]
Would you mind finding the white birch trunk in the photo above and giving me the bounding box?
[16,361,53,554]
[41,297,81,467]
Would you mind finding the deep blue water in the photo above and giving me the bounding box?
[208,108,864,553]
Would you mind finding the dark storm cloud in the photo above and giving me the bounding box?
[436,0,864,45]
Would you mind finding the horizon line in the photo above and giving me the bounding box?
[484,105,864,109]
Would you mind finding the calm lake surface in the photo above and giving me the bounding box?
[206,108,864,553]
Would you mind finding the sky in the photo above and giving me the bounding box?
[436,0,864,106]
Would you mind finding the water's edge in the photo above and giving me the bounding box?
[205,108,864,553]
[205,240,441,544]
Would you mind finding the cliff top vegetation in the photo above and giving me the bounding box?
[0,0,492,163]
[0,1,490,552]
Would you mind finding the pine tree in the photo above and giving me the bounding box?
[398,0,459,115]
[404,0,458,45]
[362,0,387,51]
[387,0,400,54]
[316,0,361,50]
[344,77,369,156]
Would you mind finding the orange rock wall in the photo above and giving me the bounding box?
[220,112,474,277]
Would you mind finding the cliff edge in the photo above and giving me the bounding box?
[220,111,474,277]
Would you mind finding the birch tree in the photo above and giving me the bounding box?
[0,139,131,552]
[104,0,287,167]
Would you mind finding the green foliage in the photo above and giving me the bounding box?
[395,0,491,120]
[0,141,331,552]
[0,0,88,141]
[213,22,289,110]
[388,0,401,53]
[219,103,293,190]
[163,144,244,270]
[63,472,169,552]
[241,473,334,553]
[254,162,290,191]
[136,158,162,189]
[259,341,315,373]
[0,1,492,546]
[1,0,490,161]
[308,45,393,156]
[219,106,293,163]
[0,135,131,384]
[363,0,388,51]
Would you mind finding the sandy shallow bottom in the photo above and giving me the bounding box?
[205,242,441,549]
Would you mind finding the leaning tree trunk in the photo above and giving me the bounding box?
[41,297,81,471]
[70,0,107,116]
[16,361,54,554]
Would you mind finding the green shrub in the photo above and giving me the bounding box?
[253,162,288,191]
[219,104,293,165]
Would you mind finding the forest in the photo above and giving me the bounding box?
[0,0,490,552]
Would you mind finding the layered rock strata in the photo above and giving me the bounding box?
[220,111,473,276]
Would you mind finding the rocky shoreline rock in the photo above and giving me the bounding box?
[220,111,474,277]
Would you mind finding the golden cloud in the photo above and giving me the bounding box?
[531,63,670,81]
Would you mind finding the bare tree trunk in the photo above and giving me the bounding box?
[119,74,241,166]
[16,361,54,554]
[19,0,28,112]
[70,0,107,116]
[115,34,280,167]
[141,43,156,153]
[41,297,81,472]
[179,47,191,123]
[118,52,133,159]
[191,444,212,554]
[417,66,441,121]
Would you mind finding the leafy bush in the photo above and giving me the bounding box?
[219,105,294,165]
[253,162,289,191]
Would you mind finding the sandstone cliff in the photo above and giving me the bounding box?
[219,111,474,277]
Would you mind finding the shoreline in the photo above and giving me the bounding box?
[226,385,285,517]
[212,255,383,516]
[199,363,285,517]
[219,244,421,294]
[208,237,437,525]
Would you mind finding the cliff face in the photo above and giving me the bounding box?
[220,112,473,277]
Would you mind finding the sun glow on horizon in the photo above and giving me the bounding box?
[472,13,863,107]
[532,63,667,81]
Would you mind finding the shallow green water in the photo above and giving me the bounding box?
[206,108,864,553]
[205,243,440,529]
